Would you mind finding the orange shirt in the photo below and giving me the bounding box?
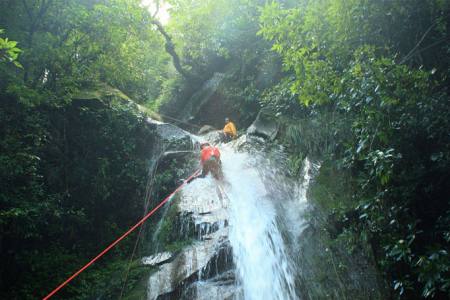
[223,121,237,137]
[200,146,220,163]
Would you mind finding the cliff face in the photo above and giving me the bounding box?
[159,60,268,133]
[140,132,387,300]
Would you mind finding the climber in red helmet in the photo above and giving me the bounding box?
[188,142,223,183]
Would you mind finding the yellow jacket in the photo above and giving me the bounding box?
[223,121,237,138]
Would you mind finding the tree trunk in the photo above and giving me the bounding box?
[151,20,192,79]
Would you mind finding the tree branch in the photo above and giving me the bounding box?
[152,0,160,19]
[151,19,192,79]
[399,15,448,65]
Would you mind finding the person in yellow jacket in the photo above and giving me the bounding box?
[222,117,237,142]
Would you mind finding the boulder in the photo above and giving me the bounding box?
[247,111,279,140]
[198,125,217,135]
[146,117,194,152]
[197,129,223,145]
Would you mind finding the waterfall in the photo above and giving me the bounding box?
[144,136,315,299]
[220,142,307,300]
[141,127,385,300]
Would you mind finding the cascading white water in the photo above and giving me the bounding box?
[145,133,315,299]
[220,143,299,300]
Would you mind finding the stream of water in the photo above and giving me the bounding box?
[220,142,302,300]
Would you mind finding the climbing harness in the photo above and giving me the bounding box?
[43,169,201,300]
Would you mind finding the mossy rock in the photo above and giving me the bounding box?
[73,82,162,120]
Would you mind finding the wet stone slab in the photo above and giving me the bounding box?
[147,229,232,300]
[142,252,174,267]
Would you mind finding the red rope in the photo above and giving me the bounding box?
[43,169,201,300]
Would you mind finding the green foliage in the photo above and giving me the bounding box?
[310,161,356,214]
[158,0,276,126]
[1,0,449,298]
[259,0,450,106]
[153,74,185,111]
[167,0,265,76]
[259,0,450,298]
[0,0,169,104]
[0,2,176,294]
[76,258,154,300]
[0,29,22,68]
[0,89,156,299]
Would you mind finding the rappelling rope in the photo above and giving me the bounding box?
[158,113,204,130]
[43,169,201,300]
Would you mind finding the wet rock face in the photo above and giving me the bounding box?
[149,234,234,300]
[146,117,194,152]
[166,72,227,125]
[146,178,236,300]
[293,215,387,300]
[181,270,239,300]
[143,133,386,300]
[246,110,279,140]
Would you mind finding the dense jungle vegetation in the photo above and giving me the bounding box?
[1,0,449,299]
